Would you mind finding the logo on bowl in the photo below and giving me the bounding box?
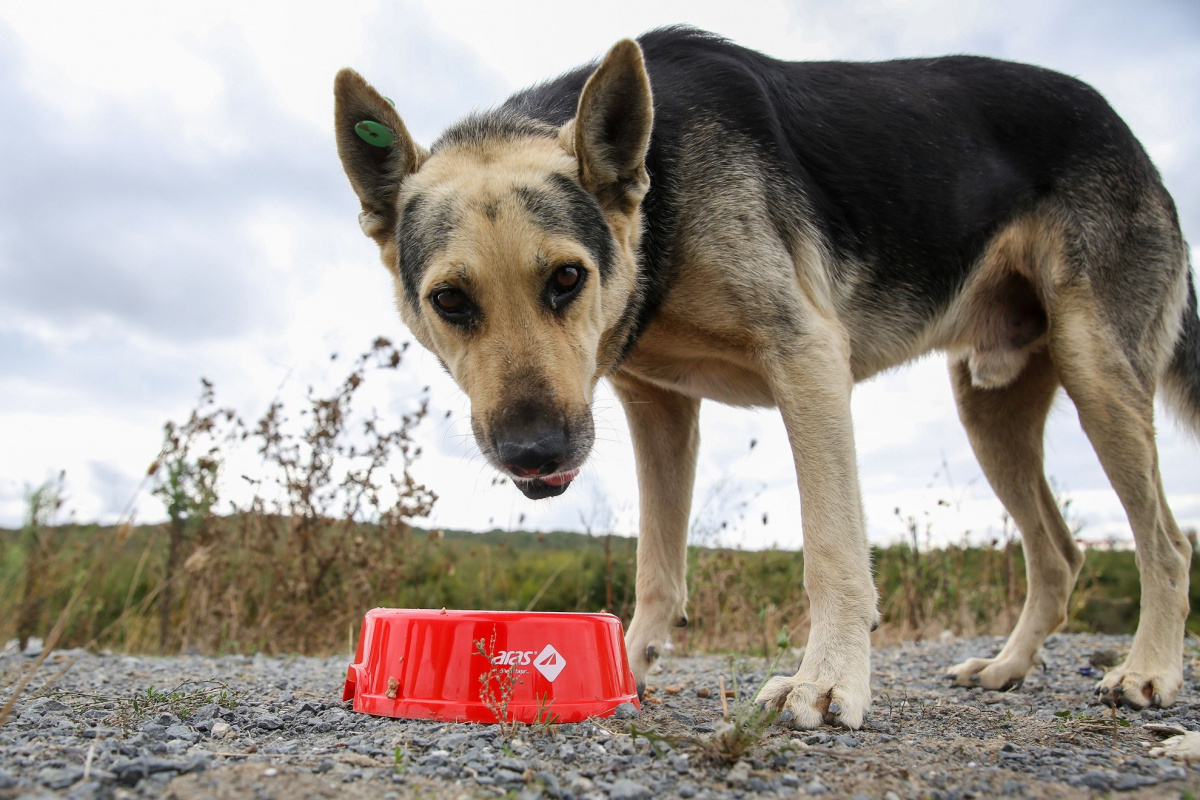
[487,645,567,682]
[533,644,566,682]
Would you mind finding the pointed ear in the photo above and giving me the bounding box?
[572,39,654,212]
[334,68,427,240]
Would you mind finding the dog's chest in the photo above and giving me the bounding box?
[616,315,776,407]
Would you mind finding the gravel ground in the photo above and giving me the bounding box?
[2,633,1199,799]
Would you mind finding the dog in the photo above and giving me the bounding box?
[334,27,1199,729]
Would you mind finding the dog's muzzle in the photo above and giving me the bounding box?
[496,424,579,499]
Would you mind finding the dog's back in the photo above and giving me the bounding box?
[487,28,1194,399]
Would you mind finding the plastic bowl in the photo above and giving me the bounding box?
[343,608,640,723]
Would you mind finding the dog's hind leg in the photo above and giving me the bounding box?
[612,373,701,696]
[945,349,1083,689]
[753,313,877,730]
[1054,292,1191,708]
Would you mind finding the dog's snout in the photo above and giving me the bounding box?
[496,425,569,476]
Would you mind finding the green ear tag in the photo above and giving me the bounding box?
[355,120,394,147]
[383,96,396,106]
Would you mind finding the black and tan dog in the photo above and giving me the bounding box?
[334,28,1199,729]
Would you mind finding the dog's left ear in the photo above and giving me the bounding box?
[567,39,654,212]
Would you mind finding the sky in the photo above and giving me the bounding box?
[0,0,1197,549]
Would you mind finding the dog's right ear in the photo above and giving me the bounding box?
[333,69,428,242]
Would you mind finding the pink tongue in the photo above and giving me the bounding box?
[543,469,580,487]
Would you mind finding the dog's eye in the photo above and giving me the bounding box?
[546,263,586,311]
[431,288,472,321]
[554,264,581,291]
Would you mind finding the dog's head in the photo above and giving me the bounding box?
[334,41,653,499]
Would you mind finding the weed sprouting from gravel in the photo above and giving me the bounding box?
[474,634,522,729]
[632,634,786,765]
[45,678,243,729]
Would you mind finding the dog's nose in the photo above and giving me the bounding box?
[496,425,569,477]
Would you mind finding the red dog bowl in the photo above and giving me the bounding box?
[343,609,639,723]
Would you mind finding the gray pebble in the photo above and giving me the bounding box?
[608,778,650,800]
[29,698,72,715]
[613,702,639,720]
[39,765,84,790]
[1077,770,1112,790]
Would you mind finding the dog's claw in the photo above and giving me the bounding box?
[1154,693,1163,707]
[828,701,841,716]
[779,709,795,725]
[969,674,981,684]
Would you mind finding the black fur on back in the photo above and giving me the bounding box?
[454,26,1168,357]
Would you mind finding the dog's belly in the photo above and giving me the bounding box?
[617,345,776,407]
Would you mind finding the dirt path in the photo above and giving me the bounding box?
[3,633,1199,798]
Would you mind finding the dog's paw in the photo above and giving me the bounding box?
[624,622,667,696]
[1094,664,1182,709]
[1149,731,1200,761]
[944,654,1037,691]
[755,674,870,730]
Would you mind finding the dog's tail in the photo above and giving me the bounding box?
[1162,260,1200,438]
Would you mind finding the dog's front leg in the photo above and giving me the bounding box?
[754,321,878,729]
[611,372,701,696]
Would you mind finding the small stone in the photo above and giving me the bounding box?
[1078,770,1111,790]
[1114,774,1148,791]
[257,714,284,730]
[140,722,169,741]
[66,780,109,800]
[210,721,232,738]
[835,735,860,747]
[884,793,901,800]
[805,780,830,795]
[558,742,576,763]
[165,724,199,743]
[155,712,181,726]
[29,698,72,714]
[613,702,639,719]
[725,760,751,786]
[608,779,651,800]
[436,732,469,751]
[40,766,85,790]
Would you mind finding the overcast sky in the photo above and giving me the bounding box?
[0,0,1196,548]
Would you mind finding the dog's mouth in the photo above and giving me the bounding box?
[511,468,581,500]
